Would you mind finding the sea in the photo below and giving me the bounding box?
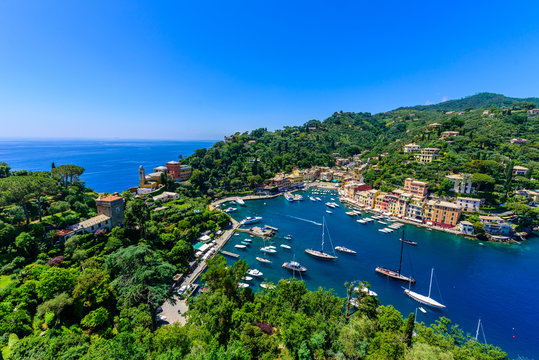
[223,192,539,359]
[0,139,537,358]
[0,139,216,193]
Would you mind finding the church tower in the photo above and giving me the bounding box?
[139,165,146,186]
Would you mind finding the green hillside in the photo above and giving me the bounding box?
[397,92,539,111]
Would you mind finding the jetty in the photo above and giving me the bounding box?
[236,226,275,238]
[221,250,240,258]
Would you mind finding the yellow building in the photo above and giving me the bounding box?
[415,148,440,163]
[139,165,162,189]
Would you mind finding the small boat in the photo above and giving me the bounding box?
[260,283,275,289]
[325,202,336,208]
[235,244,247,249]
[345,211,356,216]
[243,239,252,243]
[357,219,366,224]
[282,261,307,272]
[224,207,237,213]
[241,241,250,246]
[331,198,335,201]
[236,198,246,206]
[400,238,417,246]
[332,202,340,208]
[315,197,322,201]
[248,269,263,277]
[404,268,445,309]
[260,247,277,254]
[305,217,338,260]
[377,221,387,225]
[284,192,294,202]
[256,256,272,263]
[354,286,378,297]
[234,233,240,236]
[267,245,276,249]
[238,282,249,288]
[293,194,303,201]
[280,244,291,249]
[242,276,253,281]
[242,216,263,225]
[326,210,333,214]
[284,235,293,240]
[335,246,357,254]
[419,307,427,314]
[309,196,316,201]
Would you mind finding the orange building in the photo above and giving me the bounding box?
[424,200,462,228]
[404,178,429,197]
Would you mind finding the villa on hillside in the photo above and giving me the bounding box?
[404,178,429,197]
[415,148,440,163]
[512,166,529,176]
[456,197,482,211]
[479,216,513,236]
[403,143,421,153]
[510,138,528,145]
[440,131,459,140]
[446,174,474,194]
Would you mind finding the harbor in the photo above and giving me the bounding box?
[216,187,539,358]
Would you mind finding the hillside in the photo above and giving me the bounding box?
[397,92,539,112]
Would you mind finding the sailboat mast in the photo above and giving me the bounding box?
[321,217,325,252]
[398,228,404,275]
[475,319,481,341]
[428,268,434,298]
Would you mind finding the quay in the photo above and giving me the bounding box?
[236,226,275,238]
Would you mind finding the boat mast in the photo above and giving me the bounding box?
[321,216,325,252]
[398,228,405,275]
[475,319,481,341]
[428,268,434,298]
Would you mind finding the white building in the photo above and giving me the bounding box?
[403,143,421,153]
[153,191,180,203]
[456,197,481,212]
[459,221,474,235]
[512,166,529,176]
[446,174,474,194]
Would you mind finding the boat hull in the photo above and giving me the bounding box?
[404,289,445,309]
[375,267,415,283]
[305,249,337,260]
[282,263,307,272]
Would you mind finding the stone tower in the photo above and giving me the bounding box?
[96,195,125,228]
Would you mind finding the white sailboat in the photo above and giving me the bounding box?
[305,217,338,260]
[404,268,445,309]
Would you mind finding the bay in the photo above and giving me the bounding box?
[0,139,216,193]
[223,189,539,359]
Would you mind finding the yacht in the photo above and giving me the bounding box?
[404,268,445,309]
[325,202,336,208]
[280,244,291,249]
[236,198,246,206]
[309,196,316,201]
[238,282,250,288]
[242,276,253,281]
[260,283,275,289]
[335,246,357,254]
[235,244,247,249]
[284,234,293,240]
[294,194,303,201]
[315,197,322,201]
[260,246,277,254]
[242,216,262,225]
[247,269,263,277]
[326,210,333,214]
[224,207,237,213]
[375,229,415,283]
[354,286,378,297]
[284,192,294,202]
[282,261,307,272]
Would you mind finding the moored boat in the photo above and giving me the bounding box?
[242,216,263,225]
[335,246,357,254]
[282,261,307,272]
[235,244,247,249]
[256,256,272,263]
[375,229,415,283]
[238,282,249,288]
[403,268,445,308]
[280,244,291,249]
[247,269,263,277]
[305,217,338,260]
[284,192,294,202]
[236,198,246,206]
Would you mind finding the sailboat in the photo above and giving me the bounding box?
[404,268,445,309]
[305,217,338,260]
[375,229,415,283]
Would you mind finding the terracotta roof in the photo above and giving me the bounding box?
[56,229,74,237]
[98,195,123,202]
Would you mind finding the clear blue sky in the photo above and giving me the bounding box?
[1,1,538,140]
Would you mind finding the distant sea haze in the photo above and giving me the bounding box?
[0,139,217,193]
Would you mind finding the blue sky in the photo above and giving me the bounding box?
[1,1,538,140]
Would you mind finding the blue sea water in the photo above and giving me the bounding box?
[0,139,216,193]
[223,191,539,359]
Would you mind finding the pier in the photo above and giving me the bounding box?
[221,250,240,258]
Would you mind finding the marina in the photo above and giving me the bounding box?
[217,188,539,358]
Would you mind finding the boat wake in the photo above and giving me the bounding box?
[285,215,322,226]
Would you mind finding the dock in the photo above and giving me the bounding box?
[221,250,240,258]
[265,225,279,231]
[236,226,275,238]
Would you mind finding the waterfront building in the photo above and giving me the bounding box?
[415,148,440,163]
[446,174,474,194]
[404,196,424,222]
[362,189,381,208]
[269,173,291,190]
[404,178,429,197]
[299,167,321,182]
[166,161,193,181]
[320,171,333,181]
[440,131,459,140]
[510,138,528,145]
[456,197,481,212]
[96,195,125,227]
[342,180,372,199]
[288,174,304,188]
[153,165,168,173]
[392,190,412,217]
[424,200,462,228]
[459,221,475,235]
[373,192,389,212]
[512,166,529,176]
[479,216,513,235]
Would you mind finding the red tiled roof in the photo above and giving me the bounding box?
[56,229,74,237]
[98,195,123,202]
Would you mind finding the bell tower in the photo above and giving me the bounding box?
[139,165,146,186]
